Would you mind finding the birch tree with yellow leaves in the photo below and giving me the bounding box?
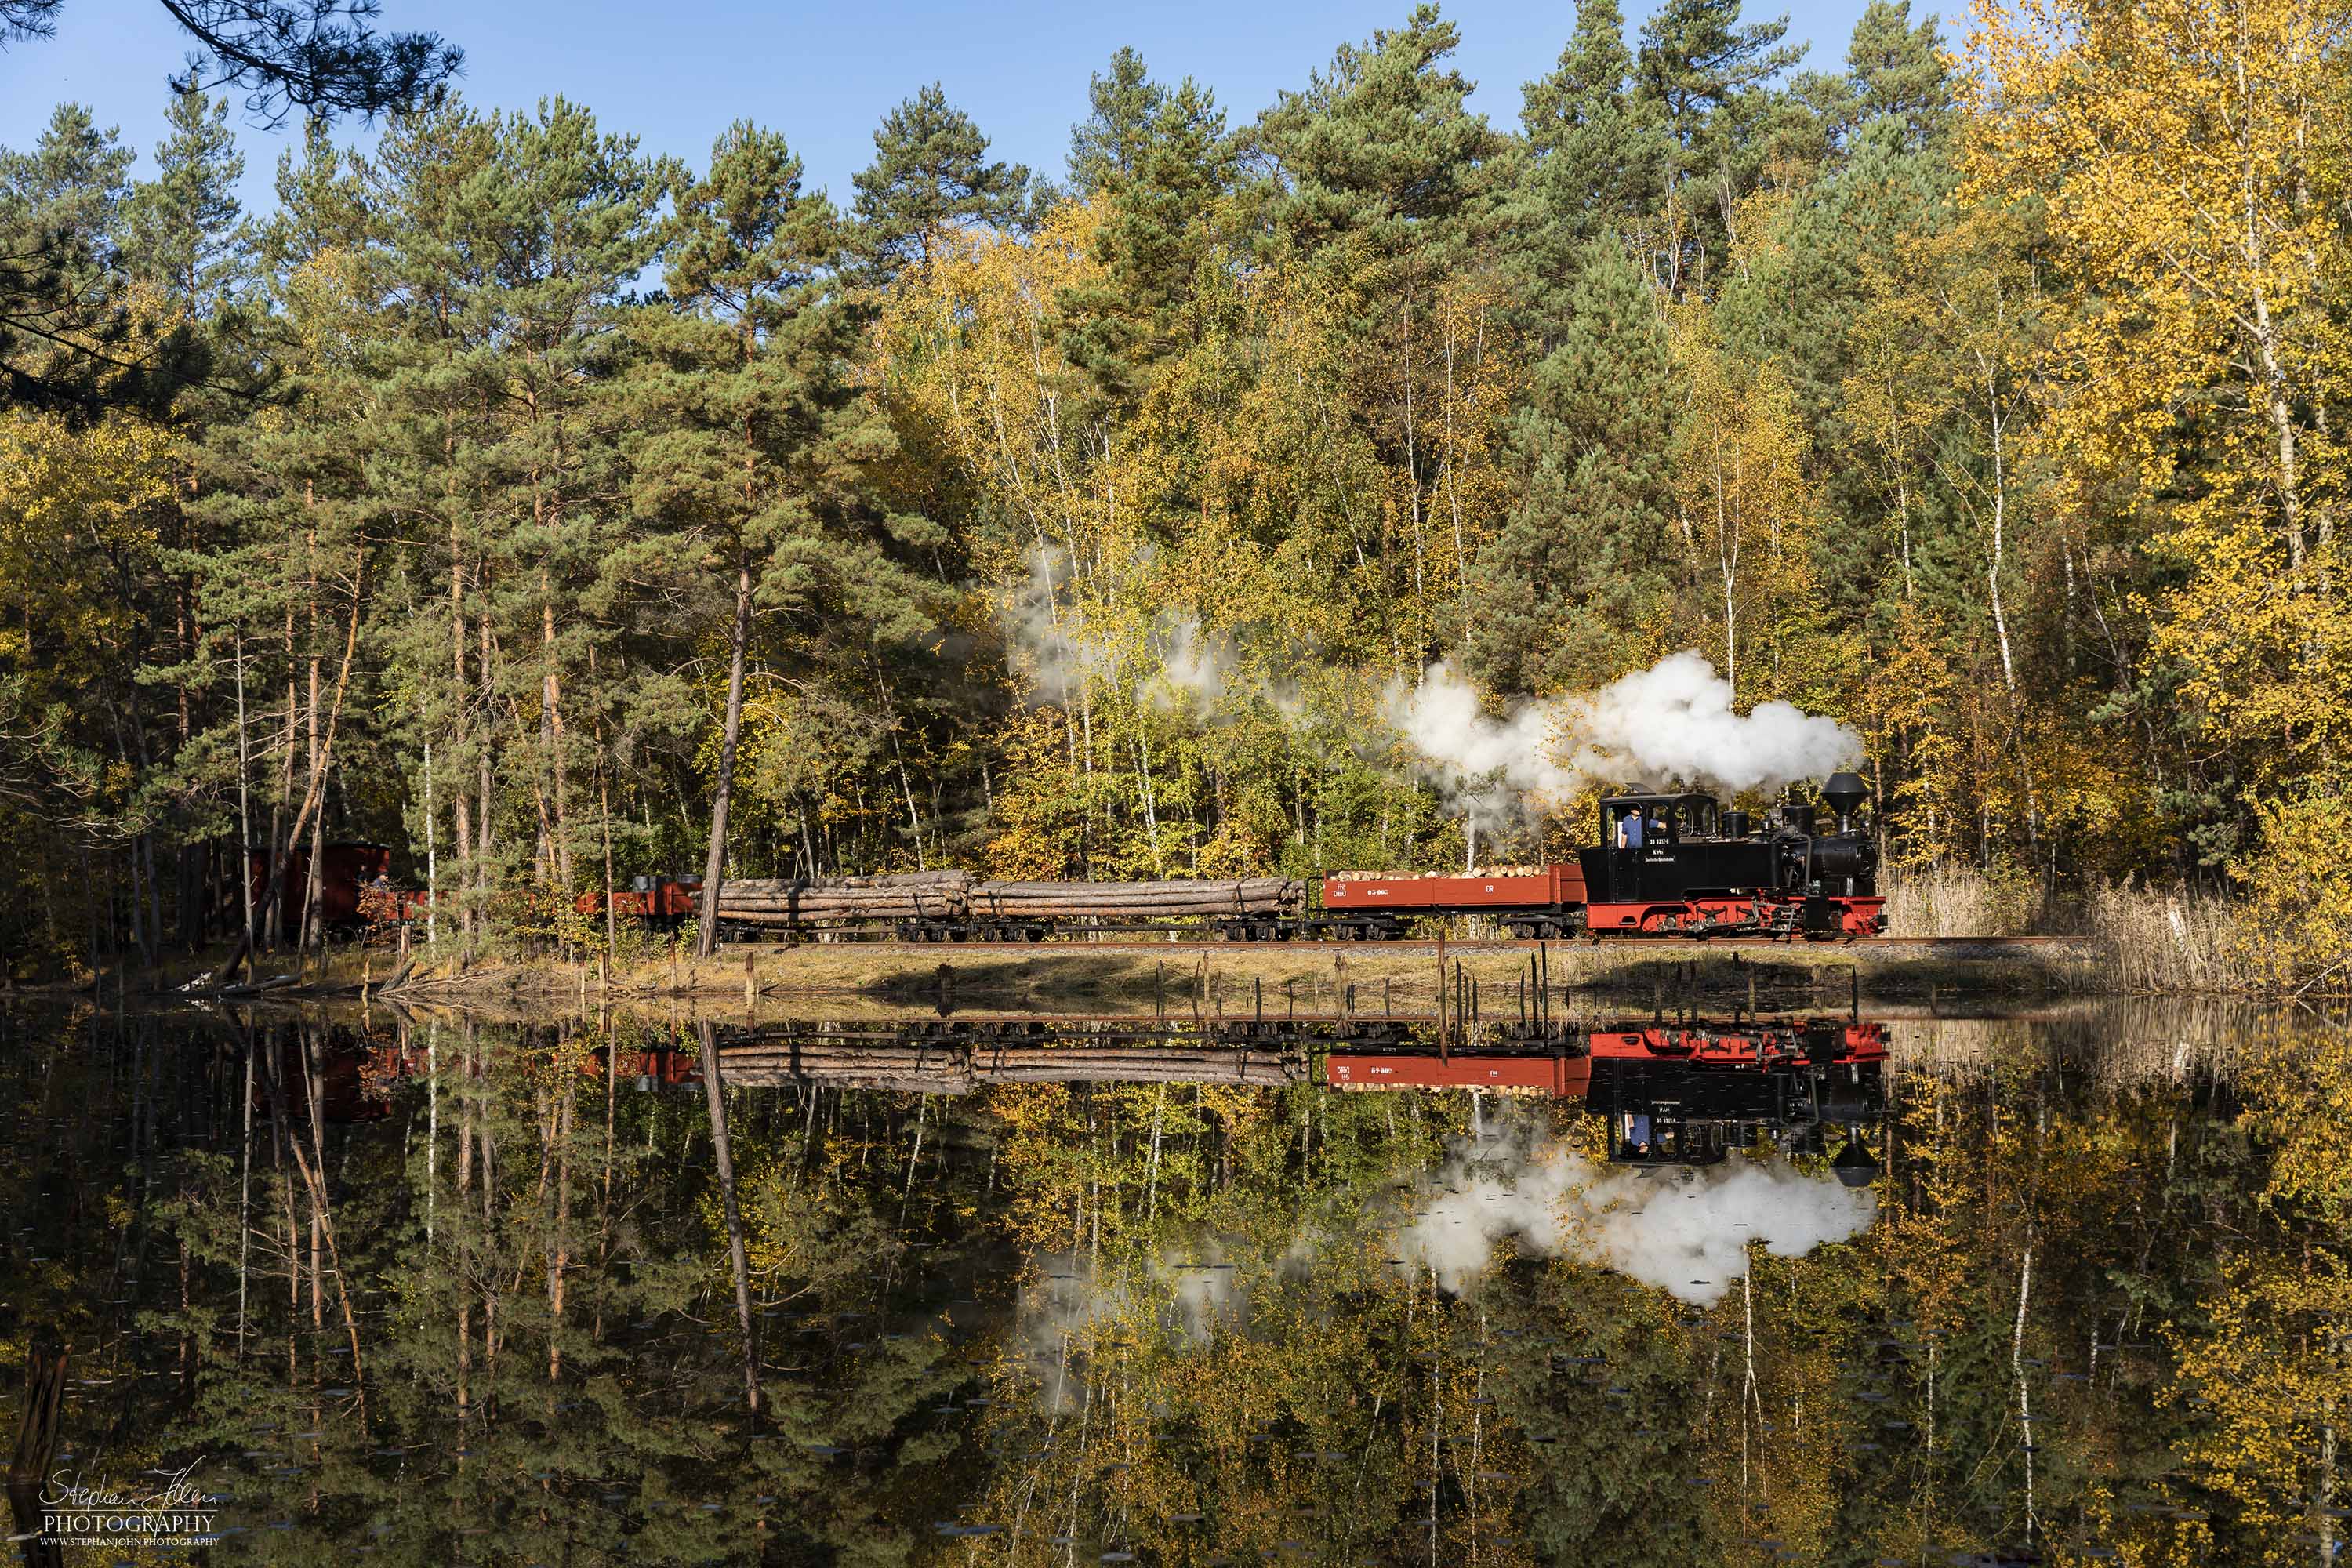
[1965,0,2352,968]
[1669,306,1816,707]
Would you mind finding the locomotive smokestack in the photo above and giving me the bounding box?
[1822,771,1867,833]
[1831,1132,1880,1189]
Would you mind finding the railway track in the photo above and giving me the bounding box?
[735,934,2079,954]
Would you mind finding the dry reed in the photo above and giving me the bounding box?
[1879,866,2045,938]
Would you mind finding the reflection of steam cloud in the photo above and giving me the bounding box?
[1395,1127,1876,1306]
[1008,1125,1875,1403]
[1016,1250,1247,1409]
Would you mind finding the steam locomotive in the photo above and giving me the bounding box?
[263,771,1885,944]
[1320,770,1883,938]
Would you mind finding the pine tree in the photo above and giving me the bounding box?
[122,89,249,311]
[1465,238,1675,693]
[1635,0,1804,136]
[114,89,253,942]
[1633,0,1805,289]
[0,103,147,404]
[635,121,934,949]
[1248,4,1503,268]
[1512,0,1671,322]
[850,84,1029,280]
[478,100,662,896]
[1846,0,1952,148]
[1059,63,1235,412]
[1067,46,1167,196]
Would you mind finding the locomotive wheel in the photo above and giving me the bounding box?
[1507,921,1534,940]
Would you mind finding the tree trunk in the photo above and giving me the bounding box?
[6,1333,67,1568]
[696,553,753,959]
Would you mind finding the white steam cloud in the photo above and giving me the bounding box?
[1393,1125,1875,1306]
[1000,547,1298,722]
[1383,649,1861,837]
[1557,651,1864,795]
[1144,615,1236,712]
[1003,547,1116,701]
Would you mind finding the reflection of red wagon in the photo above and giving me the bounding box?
[292,1038,703,1120]
[1326,1052,1591,1097]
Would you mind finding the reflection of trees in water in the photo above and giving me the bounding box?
[0,1003,2342,1566]
[1886,996,2268,1086]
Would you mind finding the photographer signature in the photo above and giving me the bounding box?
[40,1457,207,1514]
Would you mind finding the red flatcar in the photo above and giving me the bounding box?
[574,874,701,924]
[246,841,395,930]
[1323,864,1588,938]
[1326,1051,1591,1097]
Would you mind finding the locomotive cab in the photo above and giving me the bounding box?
[1581,790,1777,907]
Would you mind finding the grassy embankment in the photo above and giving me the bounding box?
[85,929,2096,1012]
[12,871,2246,1009]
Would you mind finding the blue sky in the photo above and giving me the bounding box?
[1,0,1935,219]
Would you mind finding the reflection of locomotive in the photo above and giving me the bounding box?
[1325,1017,1887,1181]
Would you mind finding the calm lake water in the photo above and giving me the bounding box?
[1,998,2343,1566]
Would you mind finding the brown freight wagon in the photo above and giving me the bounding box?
[1321,864,1588,938]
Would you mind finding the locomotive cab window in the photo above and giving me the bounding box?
[1601,793,1717,848]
